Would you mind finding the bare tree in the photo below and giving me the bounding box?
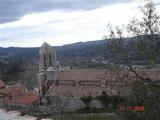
[106,0,160,120]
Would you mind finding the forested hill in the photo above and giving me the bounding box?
[0,37,159,87]
[0,40,108,86]
[0,40,107,60]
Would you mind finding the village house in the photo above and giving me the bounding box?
[0,80,5,89]
[0,81,40,107]
[7,92,40,107]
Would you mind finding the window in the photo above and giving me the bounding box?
[43,54,46,61]
[49,54,52,66]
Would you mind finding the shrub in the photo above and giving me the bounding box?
[81,96,93,106]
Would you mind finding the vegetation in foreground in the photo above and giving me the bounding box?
[106,0,160,120]
[51,114,121,120]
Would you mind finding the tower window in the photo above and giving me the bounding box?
[49,54,52,66]
[44,62,46,68]
[49,54,52,59]
[44,54,46,61]
[56,65,59,69]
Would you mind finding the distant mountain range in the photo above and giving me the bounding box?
[0,40,107,61]
[0,38,159,87]
[0,36,159,65]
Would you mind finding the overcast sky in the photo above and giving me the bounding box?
[0,0,160,47]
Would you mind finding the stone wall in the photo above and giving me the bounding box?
[49,97,86,113]
[48,83,131,97]
[0,97,87,115]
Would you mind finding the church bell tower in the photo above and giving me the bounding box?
[38,42,60,97]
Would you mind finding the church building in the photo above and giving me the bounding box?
[37,42,160,99]
[37,42,119,98]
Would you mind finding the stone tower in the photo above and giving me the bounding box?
[38,42,60,96]
[39,42,57,72]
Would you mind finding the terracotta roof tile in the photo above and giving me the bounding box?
[7,93,40,105]
[10,83,26,96]
[0,80,5,89]
[57,69,160,81]
[0,83,26,96]
[58,69,111,81]
[0,88,11,95]
[48,69,160,97]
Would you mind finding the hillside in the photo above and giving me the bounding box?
[0,40,107,61]
[0,40,108,87]
[0,37,159,88]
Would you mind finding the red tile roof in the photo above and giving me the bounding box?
[0,80,5,89]
[48,69,160,97]
[58,69,111,81]
[7,93,40,105]
[0,87,12,96]
[10,88,26,96]
[10,83,26,96]
[57,69,160,81]
[0,83,26,96]
[0,82,40,105]
[10,83,26,91]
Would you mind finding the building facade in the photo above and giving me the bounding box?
[37,42,60,96]
[37,42,160,99]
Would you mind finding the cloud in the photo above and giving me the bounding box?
[0,0,134,24]
[0,1,143,47]
[1,0,160,47]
